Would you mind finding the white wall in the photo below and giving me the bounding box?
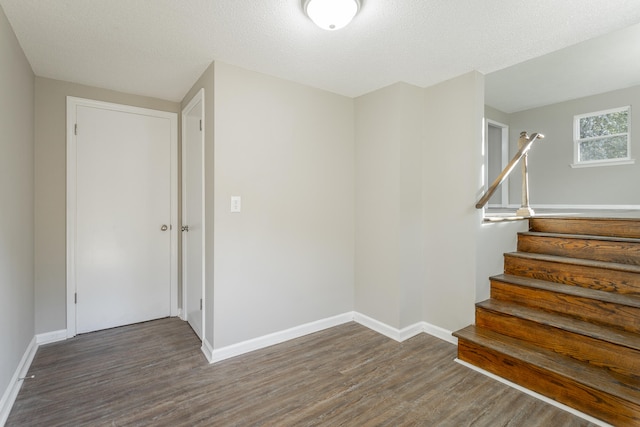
[0,2,35,412]
[212,62,355,348]
[423,72,485,332]
[355,82,424,329]
[507,85,640,206]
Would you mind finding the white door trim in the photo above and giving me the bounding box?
[485,119,509,207]
[181,88,206,341]
[66,96,179,338]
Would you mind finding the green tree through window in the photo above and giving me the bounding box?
[574,107,631,165]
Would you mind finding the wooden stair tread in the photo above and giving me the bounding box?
[506,251,640,274]
[454,325,640,405]
[491,274,640,309]
[476,299,640,352]
[520,231,640,244]
[529,217,640,239]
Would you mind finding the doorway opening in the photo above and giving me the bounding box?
[484,119,509,208]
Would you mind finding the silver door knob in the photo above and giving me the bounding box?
[161,224,168,231]
[181,225,190,232]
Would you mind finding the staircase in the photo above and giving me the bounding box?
[454,217,640,426]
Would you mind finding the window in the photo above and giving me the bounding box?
[572,106,633,168]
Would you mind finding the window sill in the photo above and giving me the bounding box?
[570,158,635,168]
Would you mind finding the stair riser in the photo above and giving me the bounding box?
[458,339,640,427]
[491,280,640,334]
[475,307,640,379]
[518,234,640,265]
[529,218,640,239]
[504,255,640,295]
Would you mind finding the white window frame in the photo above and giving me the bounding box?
[571,106,633,168]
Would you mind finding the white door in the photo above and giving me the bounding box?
[182,90,205,340]
[71,100,176,334]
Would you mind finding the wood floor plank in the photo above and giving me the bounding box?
[7,318,598,426]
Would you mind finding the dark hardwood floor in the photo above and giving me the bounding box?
[7,318,599,426]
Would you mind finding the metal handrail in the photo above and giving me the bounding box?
[476,131,544,210]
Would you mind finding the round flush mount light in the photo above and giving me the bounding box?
[303,0,361,31]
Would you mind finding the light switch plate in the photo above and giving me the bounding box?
[231,196,241,213]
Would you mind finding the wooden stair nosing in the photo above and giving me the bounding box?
[504,253,640,296]
[490,274,640,310]
[517,232,640,266]
[454,325,640,406]
[519,231,640,244]
[505,251,640,274]
[529,217,640,239]
[476,299,640,353]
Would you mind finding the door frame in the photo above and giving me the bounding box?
[181,89,206,341]
[66,96,179,338]
[484,119,510,207]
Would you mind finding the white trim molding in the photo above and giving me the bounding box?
[201,339,215,363]
[570,158,635,168]
[0,337,37,426]
[208,312,458,364]
[210,313,354,363]
[421,322,458,345]
[36,330,68,346]
[455,359,612,427]
[353,313,457,345]
[507,204,640,211]
[353,312,404,341]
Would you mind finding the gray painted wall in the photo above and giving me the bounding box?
[355,82,424,329]
[507,85,640,206]
[423,72,485,332]
[0,3,35,412]
[34,77,179,334]
[355,73,487,334]
[212,62,355,348]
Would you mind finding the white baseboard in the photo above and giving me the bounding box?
[353,312,404,341]
[208,312,457,364]
[399,322,425,341]
[201,338,214,363]
[422,322,457,345]
[506,204,640,210]
[209,312,355,364]
[455,359,612,427]
[353,313,457,345]
[0,337,37,427]
[36,329,68,346]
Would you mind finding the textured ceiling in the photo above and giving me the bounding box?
[1,0,640,104]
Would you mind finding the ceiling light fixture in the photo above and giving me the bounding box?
[303,0,361,31]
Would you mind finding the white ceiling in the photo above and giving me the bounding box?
[2,0,640,104]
